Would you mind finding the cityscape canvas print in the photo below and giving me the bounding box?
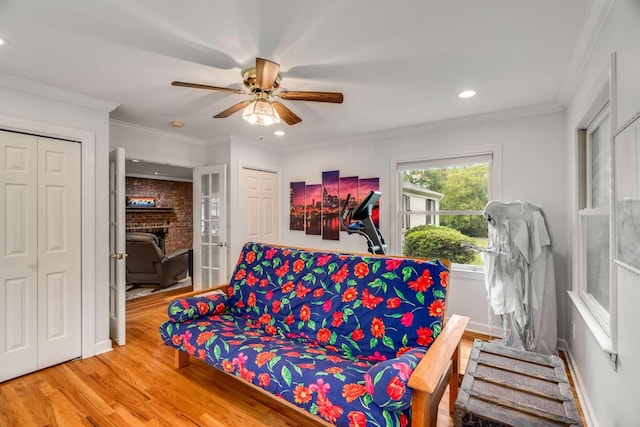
[322,170,340,240]
[289,172,381,240]
[289,182,305,231]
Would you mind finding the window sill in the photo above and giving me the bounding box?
[568,290,618,368]
[450,266,485,281]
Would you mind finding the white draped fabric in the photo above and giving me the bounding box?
[482,201,558,355]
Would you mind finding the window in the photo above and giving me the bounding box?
[397,151,498,271]
[578,102,612,329]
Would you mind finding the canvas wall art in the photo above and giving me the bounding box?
[358,177,380,227]
[289,181,306,231]
[305,184,322,235]
[339,176,359,231]
[322,170,340,240]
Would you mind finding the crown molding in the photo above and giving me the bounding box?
[556,0,615,105]
[0,71,119,112]
[285,101,564,153]
[109,119,210,147]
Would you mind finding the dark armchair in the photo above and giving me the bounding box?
[125,232,189,289]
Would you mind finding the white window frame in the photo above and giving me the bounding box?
[393,144,503,273]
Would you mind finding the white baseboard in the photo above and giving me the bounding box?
[93,340,113,356]
[465,320,502,338]
[557,339,597,427]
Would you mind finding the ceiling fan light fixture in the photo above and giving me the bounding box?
[458,90,476,99]
[242,99,281,126]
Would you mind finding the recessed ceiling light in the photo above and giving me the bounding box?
[274,130,285,136]
[131,159,141,163]
[170,121,184,128]
[0,38,7,46]
[459,90,476,99]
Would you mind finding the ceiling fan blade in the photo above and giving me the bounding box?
[172,81,244,94]
[272,102,302,125]
[280,91,344,103]
[213,100,253,118]
[256,58,280,90]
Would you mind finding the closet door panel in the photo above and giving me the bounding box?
[0,131,38,382]
[37,137,81,369]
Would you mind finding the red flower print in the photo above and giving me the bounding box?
[215,303,225,313]
[386,297,401,309]
[246,272,258,286]
[258,373,270,387]
[300,305,311,322]
[342,384,368,403]
[322,299,332,312]
[332,311,344,327]
[196,301,209,315]
[331,264,349,284]
[236,300,245,309]
[197,349,206,360]
[317,254,332,266]
[348,411,367,427]
[272,300,281,313]
[313,288,324,298]
[184,342,196,355]
[265,248,277,259]
[293,385,313,404]
[364,373,374,395]
[285,314,295,325]
[400,312,414,327]
[196,331,214,345]
[275,260,289,277]
[296,282,311,299]
[259,279,269,287]
[317,328,332,343]
[351,329,364,341]
[325,367,343,374]
[408,269,434,292]
[298,363,315,369]
[281,281,294,293]
[354,262,369,278]
[327,355,342,363]
[222,360,234,372]
[317,394,344,423]
[361,288,383,309]
[239,367,255,382]
[416,326,434,346]
[293,259,305,273]
[258,314,272,325]
[265,290,273,301]
[247,292,256,307]
[370,317,386,338]
[439,270,449,288]
[400,414,409,427]
[265,325,277,335]
[396,347,411,356]
[180,299,189,309]
[171,335,182,346]
[386,376,406,400]
[428,299,445,318]
[234,269,246,280]
[245,250,255,263]
[283,250,291,256]
[342,287,358,302]
[392,362,413,381]
[227,286,234,298]
[385,258,402,270]
[285,351,300,357]
[255,352,276,367]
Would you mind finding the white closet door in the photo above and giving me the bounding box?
[36,137,82,369]
[242,168,279,245]
[0,131,38,382]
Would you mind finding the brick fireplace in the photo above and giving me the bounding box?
[125,177,193,254]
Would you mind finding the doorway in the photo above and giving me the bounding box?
[241,167,280,245]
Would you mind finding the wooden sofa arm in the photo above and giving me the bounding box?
[408,314,470,427]
[162,283,229,302]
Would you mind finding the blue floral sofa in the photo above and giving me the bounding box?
[160,243,469,427]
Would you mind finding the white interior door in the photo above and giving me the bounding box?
[109,147,126,346]
[242,168,279,245]
[0,131,81,382]
[0,131,38,381]
[37,137,82,368]
[193,164,227,290]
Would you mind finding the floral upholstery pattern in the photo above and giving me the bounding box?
[160,242,449,426]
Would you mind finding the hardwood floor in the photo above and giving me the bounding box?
[0,288,584,426]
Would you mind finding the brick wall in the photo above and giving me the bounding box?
[125,177,193,254]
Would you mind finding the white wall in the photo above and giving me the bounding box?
[0,78,115,356]
[281,110,568,336]
[565,1,640,426]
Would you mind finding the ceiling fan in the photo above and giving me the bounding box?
[172,57,344,126]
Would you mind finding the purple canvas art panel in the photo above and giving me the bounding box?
[322,170,340,240]
[339,176,359,231]
[305,184,322,235]
[289,181,305,231]
[359,177,380,227]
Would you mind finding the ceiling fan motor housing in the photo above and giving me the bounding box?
[242,67,281,92]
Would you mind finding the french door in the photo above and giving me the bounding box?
[109,147,126,346]
[193,164,227,289]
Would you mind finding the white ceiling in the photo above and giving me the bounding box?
[0,0,596,149]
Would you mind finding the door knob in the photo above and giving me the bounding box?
[28,262,38,269]
[217,242,227,247]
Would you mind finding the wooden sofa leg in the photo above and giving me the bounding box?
[449,344,460,414]
[175,349,190,368]
[411,389,437,427]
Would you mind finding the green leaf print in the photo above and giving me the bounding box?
[281,366,292,386]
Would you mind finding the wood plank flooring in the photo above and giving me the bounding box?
[0,287,584,426]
